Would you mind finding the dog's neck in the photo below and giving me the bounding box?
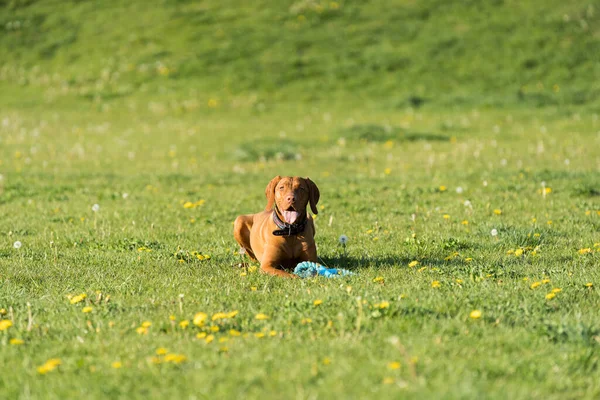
[272,205,307,236]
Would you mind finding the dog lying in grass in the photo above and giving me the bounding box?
[233,176,320,277]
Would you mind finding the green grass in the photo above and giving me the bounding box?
[1,0,600,399]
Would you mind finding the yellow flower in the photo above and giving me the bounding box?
[323,357,331,365]
[218,337,229,343]
[254,332,265,338]
[551,288,562,293]
[193,312,208,326]
[530,281,541,289]
[585,282,593,288]
[269,330,277,337]
[70,293,87,304]
[417,266,427,272]
[376,301,390,309]
[141,321,152,328]
[205,334,215,344]
[578,248,592,255]
[196,332,207,339]
[313,299,323,306]
[542,278,551,284]
[208,99,218,108]
[179,320,189,329]
[210,325,220,332]
[136,327,148,335]
[164,353,187,364]
[493,209,502,215]
[0,309,6,315]
[464,258,473,262]
[455,278,464,284]
[229,329,241,337]
[82,306,93,313]
[384,168,392,175]
[250,286,257,291]
[439,185,447,192]
[255,313,270,320]
[0,319,13,331]
[408,260,419,268]
[545,293,556,300]
[211,312,228,321]
[248,265,258,273]
[461,220,469,225]
[9,338,24,345]
[514,248,524,257]
[431,281,441,288]
[169,315,176,321]
[156,348,168,355]
[373,276,385,283]
[111,361,122,369]
[301,318,312,324]
[443,214,450,220]
[226,310,239,318]
[387,361,401,370]
[469,310,482,319]
[37,358,61,375]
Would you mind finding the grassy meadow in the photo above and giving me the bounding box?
[1,0,600,399]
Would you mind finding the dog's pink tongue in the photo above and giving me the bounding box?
[282,211,299,224]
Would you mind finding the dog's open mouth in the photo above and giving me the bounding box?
[281,207,299,224]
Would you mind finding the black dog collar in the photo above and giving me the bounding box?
[272,207,307,237]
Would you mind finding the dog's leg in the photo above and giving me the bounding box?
[260,245,297,278]
[233,215,257,261]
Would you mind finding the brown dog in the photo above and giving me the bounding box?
[233,176,320,277]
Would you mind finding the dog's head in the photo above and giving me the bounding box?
[265,176,320,224]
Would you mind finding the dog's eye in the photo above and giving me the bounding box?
[278,186,285,190]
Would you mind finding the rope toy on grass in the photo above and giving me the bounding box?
[294,261,354,278]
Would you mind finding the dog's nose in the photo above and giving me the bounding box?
[286,194,296,203]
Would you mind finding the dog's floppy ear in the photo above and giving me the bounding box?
[305,177,320,215]
[265,175,282,211]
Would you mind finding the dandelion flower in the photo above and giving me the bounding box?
[578,248,592,255]
[82,306,93,313]
[156,348,168,355]
[10,338,24,345]
[493,209,502,215]
[439,185,447,192]
[551,288,562,293]
[141,321,152,328]
[13,241,22,249]
[313,299,323,306]
[514,248,524,257]
[193,312,208,326]
[111,361,122,369]
[196,332,207,339]
[431,281,441,288]
[255,313,270,320]
[545,293,556,300]
[229,329,241,337]
[373,276,385,283]
[179,320,189,329]
[387,361,401,370]
[469,310,482,319]
[338,235,348,245]
[530,282,541,289]
[37,358,61,374]
[376,301,390,309]
[585,282,593,288]
[491,229,498,237]
[70,293,87,304]
[205,334,215,344]
[0,320,13,331]
[92,204,100,212]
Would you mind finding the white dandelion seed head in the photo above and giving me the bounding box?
[122,193,129,199]
[483,180,488,187]
[13,241,22,249]
[464,200,472,207]
[92,204,100,212]
[491,229,498,237]
[456,186,464,194]
[339,235,348,245]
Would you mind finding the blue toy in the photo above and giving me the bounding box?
[294,261,354,278]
